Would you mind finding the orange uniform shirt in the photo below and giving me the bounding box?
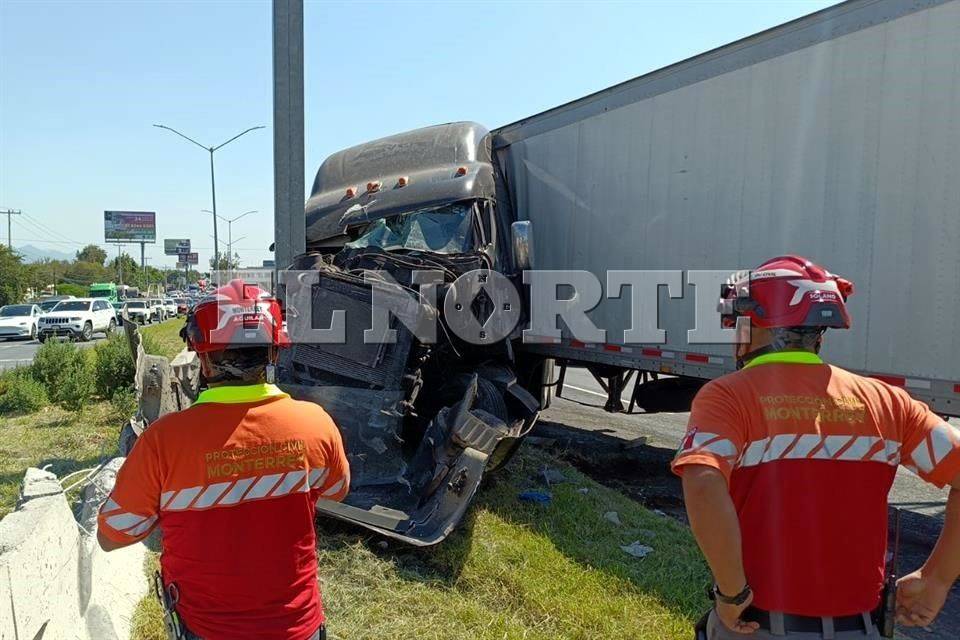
[672,352,960,617]
[98,384,350,640]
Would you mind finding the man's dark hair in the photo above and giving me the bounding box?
[204,347,270,383]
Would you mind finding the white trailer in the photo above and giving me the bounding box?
[494,0,960,416]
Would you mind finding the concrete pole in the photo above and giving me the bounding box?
[272,0,306,278]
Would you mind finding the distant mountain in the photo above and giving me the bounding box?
[15,244,75,263]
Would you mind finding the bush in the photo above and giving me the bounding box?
[0,369,48,415]
[109,386,138,422]
[94,333,135,399]
[30,341,95,411]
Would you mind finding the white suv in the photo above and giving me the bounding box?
[38,298,117,342]
[122,299,152,325]
[162,298,178,318]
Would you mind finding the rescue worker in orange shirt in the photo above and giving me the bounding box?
[673,256,960,639]
[96,280,350,640]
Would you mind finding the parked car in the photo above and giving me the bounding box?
[122,300,151,325]
[175,298,190,316]
[38,298,116,342]
[162,298,178,318]
[0,304,42,341]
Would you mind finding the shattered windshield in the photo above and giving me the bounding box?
[345,203,474,254]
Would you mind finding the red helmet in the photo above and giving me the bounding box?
[183,279,290,354]
[720,255,854,330]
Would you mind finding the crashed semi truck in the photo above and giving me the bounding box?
[130,0,960,546]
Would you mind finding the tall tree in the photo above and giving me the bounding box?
[76,244,108,266]
[210,252,240,272]
[0,246,27,306]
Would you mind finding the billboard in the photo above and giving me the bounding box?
[164,238,191,255]
[104,211,156,242]
[176,252,199,267]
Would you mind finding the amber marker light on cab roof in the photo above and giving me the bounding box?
[396,176,408,187]
[367,181,381,192]
[455,166,467,177]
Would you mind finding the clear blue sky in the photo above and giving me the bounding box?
[0,0,836,270]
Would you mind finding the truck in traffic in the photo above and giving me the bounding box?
[89,282,118,303]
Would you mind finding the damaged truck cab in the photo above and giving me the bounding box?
[278,122,540,545]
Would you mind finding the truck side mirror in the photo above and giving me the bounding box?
[511,220,534,272]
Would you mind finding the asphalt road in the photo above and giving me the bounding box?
[544,366,959,639]
[0,329,118,371]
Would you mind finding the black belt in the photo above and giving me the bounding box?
[743,607,872,634]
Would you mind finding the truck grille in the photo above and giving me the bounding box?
[282,275,414,390]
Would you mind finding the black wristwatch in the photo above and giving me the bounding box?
[712,583,752,606]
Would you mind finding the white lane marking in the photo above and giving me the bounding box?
[562,384,607,399]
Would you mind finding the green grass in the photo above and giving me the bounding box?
[0,401,122,518]
[316,448,709,640]
[140,318,186,360]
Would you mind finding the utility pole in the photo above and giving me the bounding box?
[1,209,22,250]
[273,0,305,276]
[116,244,124,285]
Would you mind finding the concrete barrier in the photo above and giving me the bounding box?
[0,463,148,640]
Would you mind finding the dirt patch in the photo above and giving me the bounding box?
[529,420,687,521]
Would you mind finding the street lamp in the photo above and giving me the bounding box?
[153,123,264,284]
[202,209,257,267]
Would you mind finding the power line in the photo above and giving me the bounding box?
[22,212,83,246]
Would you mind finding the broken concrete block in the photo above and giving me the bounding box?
[19,467,63,504]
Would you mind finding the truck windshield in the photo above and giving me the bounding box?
[345,203,474,254]
[90,290,112,298]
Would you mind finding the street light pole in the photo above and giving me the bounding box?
[153,124,264,284]
[209,151,218,276]
[203,209,256,275]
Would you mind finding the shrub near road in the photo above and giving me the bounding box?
[0,320,185,517]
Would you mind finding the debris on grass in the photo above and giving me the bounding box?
[517,490,552,504]
[620,541,654,558]
[603,511,622,526]
[541,466,566,485]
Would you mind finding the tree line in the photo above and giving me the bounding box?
[0,244,208,306]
